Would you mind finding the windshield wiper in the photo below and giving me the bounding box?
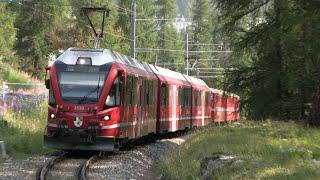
[77,86,99,104]
[78,74,101,104]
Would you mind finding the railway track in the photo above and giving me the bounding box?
[36,151,104,180]
[78,154,100,180]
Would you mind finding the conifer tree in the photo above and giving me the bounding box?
[0,4,16,57]
[115,0,158,62]
[14,0,70,78]
[215,0,320,123]
[155,0,184,71]
[189,0,213,76]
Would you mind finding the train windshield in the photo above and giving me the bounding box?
[56,63,111,104]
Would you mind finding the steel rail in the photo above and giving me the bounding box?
[36,151,68,180]
[78,154,100,180]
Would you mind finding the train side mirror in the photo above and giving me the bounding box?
[45,79,50,89]
[44,67,51,90]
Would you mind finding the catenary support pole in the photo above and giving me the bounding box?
[131,3,137,59]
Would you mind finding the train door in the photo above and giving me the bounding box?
[137,77,144,137]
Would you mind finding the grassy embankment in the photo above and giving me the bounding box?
[0,62,49,163]
[159,121,320,179]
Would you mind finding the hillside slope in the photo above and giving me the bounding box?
[159,121,320,179]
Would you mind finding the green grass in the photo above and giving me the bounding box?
[0,102,51,160]
[0,61,28,83]
[159,121,320,179]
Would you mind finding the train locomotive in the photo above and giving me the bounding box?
[43,8,240,152]
[43,48,240,151]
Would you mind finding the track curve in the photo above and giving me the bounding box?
[78,154,100,180]
[36,151,68,180]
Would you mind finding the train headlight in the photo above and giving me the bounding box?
[50,114,55,119]
[76,57,92,65]
[103,115,110,121]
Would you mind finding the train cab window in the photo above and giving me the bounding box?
[105,76,121,107]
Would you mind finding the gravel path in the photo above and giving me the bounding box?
[0,136,186,180]
[0,155,50,180]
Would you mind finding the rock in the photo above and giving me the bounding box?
[233,159,244,165]
[311,159,320,164]
[200,154,238,179]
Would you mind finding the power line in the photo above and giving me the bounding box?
[188,43,224,46]
[136,48,232,53]
[136,48,184,52]
[193,76,224,78]
[186,68,236,70]
[7,1,133,42]
[135,20,171,38]
[198,71,225,74]
[198,59,221,61]
[105,31,132,41]
[136,18,192,21]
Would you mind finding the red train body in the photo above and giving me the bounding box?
[210,89,240,124]
[44,48,240,151]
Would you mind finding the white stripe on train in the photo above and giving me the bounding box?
[47,116,212,130]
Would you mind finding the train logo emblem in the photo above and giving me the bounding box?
[74,117,83,127]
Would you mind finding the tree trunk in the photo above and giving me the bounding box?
[274,0,284,119]
[310,72,320,127]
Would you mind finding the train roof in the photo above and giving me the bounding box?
[112,51,153,73]
[56,48,117,66]
[148,64,190,85]
[55,48,211,89]
[183,75,210,90]
[210,88,240,98]
[56,48,152,72]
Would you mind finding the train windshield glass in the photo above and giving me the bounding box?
[56,63,111,104]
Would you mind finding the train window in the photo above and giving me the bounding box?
[144,80,149,106]
[161,84,168,106]
[149,81,154,105]
[178,87,183,106]
[179,87,189,107]
[132,76,137,105]
[205,92,210,106]
[126,76,131,105]
[195,90,201,106]
[105,76,121,107]
[179,87,190,112]
[145,80,154,106]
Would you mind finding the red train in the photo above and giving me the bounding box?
[44,48,240,151]
[210,89,240,125]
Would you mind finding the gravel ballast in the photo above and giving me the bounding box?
[0,136,186,180]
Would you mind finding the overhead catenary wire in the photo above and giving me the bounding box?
[136,48,232,53]
[1,0,233,81]
[136,18,192,21]
[2,0,133,42]
[135,21,170,38]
